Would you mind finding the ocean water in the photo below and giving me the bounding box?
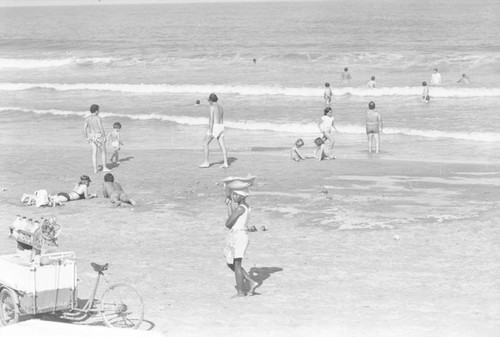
[1,0,499,163]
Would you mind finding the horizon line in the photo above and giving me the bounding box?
[0,0,320,8]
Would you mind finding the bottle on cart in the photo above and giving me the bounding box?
[10,215,21,238]
[32,220,40,233]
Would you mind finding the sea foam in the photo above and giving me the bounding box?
[0,82,499,97]
[2,107,499,142]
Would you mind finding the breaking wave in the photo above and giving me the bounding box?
[2,107,499,142]
[1,82,499,97]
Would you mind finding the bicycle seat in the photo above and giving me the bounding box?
[91,262,109,273]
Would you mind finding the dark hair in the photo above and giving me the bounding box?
[113,122,122,129]
[314,137,324,146]
[104,173,114,182]
[371,76,375,80]
[434,68,438,72]
[295,138,304,146]
[324,107,332,115]
[344,67,348,71]
[90,104,99,113]
[422,81,427,86]
[325,82,330,87]
[208,93,218,102]
[195,99,200,104]
[368,101,375,110]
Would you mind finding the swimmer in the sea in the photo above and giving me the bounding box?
[340,67,351,83]
[365,101,383,154]
[456,73,471,84]
[367,76,376,88]
[324,82,332,106]
[430,68,441,85]
[422,81,430,103]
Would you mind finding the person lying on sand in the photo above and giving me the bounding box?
[51,175,97,203]
[102,173,136,207]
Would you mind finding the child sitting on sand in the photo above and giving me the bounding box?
[108,122,123,164]
[313,137,328,160]
[290,139,306,161]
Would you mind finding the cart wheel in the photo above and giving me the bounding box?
[100,283,144,329]
[0,288,19,326]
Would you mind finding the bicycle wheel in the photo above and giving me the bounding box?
[0,288,19,325]
[100,283,144,329]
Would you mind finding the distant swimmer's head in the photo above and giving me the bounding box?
[113,122,122,130]
[90,104,100,114]
[462,73,466,77]
[295,139,304,147]
[314,137,324,146]
[324,107,332,115]
[195,99,201,105]
[371,76,375,80]
[344,67,348,72]
[422,81,427,86]
[368,101,375,110]
[325,82,330,87]
[253,58,257,64]
[208,93,218,103]
[104,173,114,182]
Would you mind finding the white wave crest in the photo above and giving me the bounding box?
[2,107,500,142]
[0,57,116,69]
[1,82,499,98]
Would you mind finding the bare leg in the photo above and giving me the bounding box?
[100,145,111,172]
[374,133,380,153]
[367,134,372,153]
[233,258,246,297]
[91,143,98,173]
[217,135,229,168]
[199,135,213,168]
[119,193,136,206]
[323,132,335,158]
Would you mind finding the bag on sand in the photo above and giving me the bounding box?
[34,189,50,207]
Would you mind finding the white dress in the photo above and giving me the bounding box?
[224,204,250,264]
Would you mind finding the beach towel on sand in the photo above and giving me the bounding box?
[21,190,61,207]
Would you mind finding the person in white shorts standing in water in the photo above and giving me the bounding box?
[199,93,229,168]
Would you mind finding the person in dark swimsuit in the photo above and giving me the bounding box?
[54,175,97,202]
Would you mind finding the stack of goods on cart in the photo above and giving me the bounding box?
[8,215,61,263]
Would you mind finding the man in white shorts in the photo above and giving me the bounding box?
[199,93,229,168]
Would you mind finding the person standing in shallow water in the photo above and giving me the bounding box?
[199,93,229,168]
[84,104,111,173]
[365,101,383,153]
[340,67,351,83]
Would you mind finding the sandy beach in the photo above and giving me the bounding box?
[1,135,499,336]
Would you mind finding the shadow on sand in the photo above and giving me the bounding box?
[248,266,283,293]
[107,156,134,170]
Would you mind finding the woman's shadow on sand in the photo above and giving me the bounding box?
[249,266,283,294]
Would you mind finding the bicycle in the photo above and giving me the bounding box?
[0,256,144,329]
[63,262,144,329]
